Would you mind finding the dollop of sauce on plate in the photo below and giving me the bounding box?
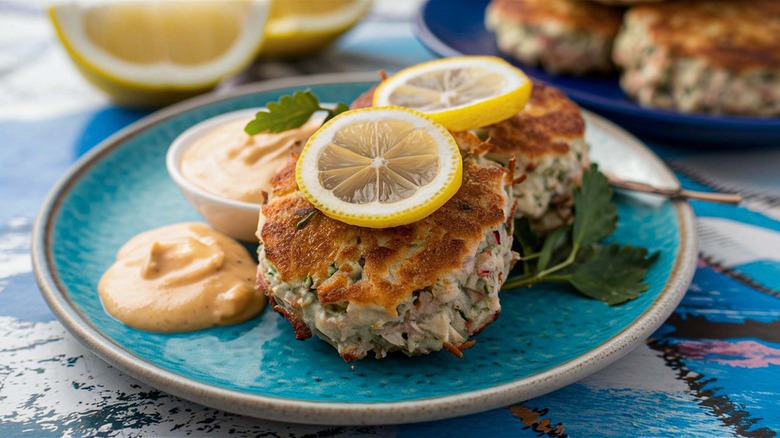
[98,222,264,332]
[180,114,324,203]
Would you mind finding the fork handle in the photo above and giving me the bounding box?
[607,176,743,205]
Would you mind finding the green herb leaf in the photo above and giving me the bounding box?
[502,166,658,306]
[325,102,350,123]
[513,217,537,257]
[536,226,569,272]
[244,90,348,135]
[572,164,617,248]
[296,209,318,229]
[568,244,659,305]
[513,217,537,273]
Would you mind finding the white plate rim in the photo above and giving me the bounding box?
[32,72,697,426]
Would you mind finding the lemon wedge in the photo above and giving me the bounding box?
[261,0,372,58]
[49,0,270,107]
[296,107,462,228]
[373,56,532,132]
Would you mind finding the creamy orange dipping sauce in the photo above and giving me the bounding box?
[180,114,324,204]
[98,223,264,332]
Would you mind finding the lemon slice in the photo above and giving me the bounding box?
[49,0,270,107]
[373,56,532,132]
[261,0,372,58]
[296,107,462,228]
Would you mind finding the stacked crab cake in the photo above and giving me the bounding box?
[613,0,780,115]
[486,81,588,234]
[256,132,516,362]
[485,0,624,75]
[351,80,588,234]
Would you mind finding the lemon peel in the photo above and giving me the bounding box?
[261,0,372,58]
[373,56,532,131]
[49,0,270,107]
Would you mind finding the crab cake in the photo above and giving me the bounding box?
[485,0,624,75]
[613,0,780,115]
[486,81,588,233]
[256,132,516,362]
[350,81,587,233]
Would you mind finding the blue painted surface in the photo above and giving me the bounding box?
[0,114,87,223]
[396,407,525,437]
[47,81,680,404]
[415,0,780,147]
[527,384,728,437]
[734,261,780,293]
[686,347,780,432]
[0,274,54,323]
[73,107,152,158]
[653,265,780,436]
[677,265,779,324]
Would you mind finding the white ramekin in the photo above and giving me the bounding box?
[166,109,263,243]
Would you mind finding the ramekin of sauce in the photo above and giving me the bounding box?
[166,109,324,242]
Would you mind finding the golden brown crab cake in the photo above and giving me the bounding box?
[486,81,588,233]
[485,0,624,75]
[350,81,588,233]
[256,132,516,362]
[613,0,780,115]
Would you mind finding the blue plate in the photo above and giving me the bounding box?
[33,73,696,425]
[414,0,780,148]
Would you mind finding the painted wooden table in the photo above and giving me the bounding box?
[1,1,778,436]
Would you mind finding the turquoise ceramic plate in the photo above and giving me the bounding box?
[33,73,696,425]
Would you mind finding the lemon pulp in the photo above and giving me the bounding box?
[83,3,243,65]
[318,120,440,204]
[386,69,506,111]
[373,56,532,132]
[49,0,270,107]
[296,107,462,228]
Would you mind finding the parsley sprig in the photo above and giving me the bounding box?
[502,164,659,305]
[244,90,349,135]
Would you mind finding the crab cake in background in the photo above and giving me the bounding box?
[486,81,588,233]
[485,0,624,75]
[256,132,516,362]
[613,0,780,115]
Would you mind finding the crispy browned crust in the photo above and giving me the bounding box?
[259,133,509,314]
[629,0,780,71]
[267,295,312,340]
[459,339,477,351]
[351,82,583,161]
[466,309,500,336]
[487,81,584,158]
[450,130,493,156]
[443,341,465,358]
[488,0,623,36]
[443,339,478,359]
